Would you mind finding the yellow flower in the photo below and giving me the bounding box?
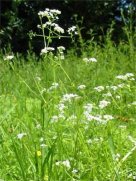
[37,150,42,157]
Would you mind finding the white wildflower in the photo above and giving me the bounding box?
[57,103,66,111]
[99,100,110,109]
[84,103,93,113]
[45,21,52,26]
[84,114,95,121]
[110,86,118,91]
[41,88,47,94]
[116,73,134,81]
[37,24,41,29]
[103,115,114,120]
[51,115,59,123]
[17,133,27,139]
[117,83,125,88]
[89,58,97,62]
[41,47,55,54]
[35,76,41,81]
[48,82,59,91]
[125,73,134,77]
[36,124,41,129]
[77,84,86,90]
[102,92,112,97]
[57,46,65,51]
[38,10,49,17]
[55,159,71,169]
[72,169,78,174]
[87,139,92,144]
[4,55,14,60]
[83,58,89,63]
[94,86,104,92]
[130,77,135,81]
[83,57,97,63]
[40,144,47,148]
[61,93,80,102]
[116,95,121,99]
[50,9,61,14]
[62,160,71,169]
[67,26,76,34]
[58,113,65,119]
[133,176,136,179]
[116,75,128,80]
[54,24,64,34]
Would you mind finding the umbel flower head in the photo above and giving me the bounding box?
[41,47,55,55]
[38,8,61,18]
[17,133,27,139]
[83,57,97,63]
[4,55,14,61]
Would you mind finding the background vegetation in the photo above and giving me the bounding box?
[0,1,136,181]
[1,0,136,53]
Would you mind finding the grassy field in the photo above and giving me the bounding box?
[0,41,136,181]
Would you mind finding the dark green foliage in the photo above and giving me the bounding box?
[0,0,135,53]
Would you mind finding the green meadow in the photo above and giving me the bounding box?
[0,39,136,181]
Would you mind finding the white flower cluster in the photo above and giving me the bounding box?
[57,102,66,119]
[39,137,47,148]
[102,92,112,97]
[17,132,27,139]
[94,86,104,92]
[38,8,66,55]
[38,8,64,35]
[41,47,55,54]
[50,115,60,123]
[4,55,14,61]
[48,82,59,92]
[57,46,65,51]
[57,46,65,60]
[116,73,135,81]
[55,159,71,169]
[98,100,111,109]
[77,84,86,90]
[83,57,97,63]
[50,93,80,123]
[67,26,78,35]
[38,22,64,34]
[83,102,113,124]
[38,8,61,18]
[106,85,118,91]
[83,103,93,116]
[61,93,80,103]
[84,113,114,124]
[54,24,64,34]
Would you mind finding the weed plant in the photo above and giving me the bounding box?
[0,8,136,181]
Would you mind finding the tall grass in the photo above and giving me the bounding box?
[0,38,136,181]
[0,9,136,180]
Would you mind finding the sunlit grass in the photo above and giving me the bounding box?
[0,41,136,181]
